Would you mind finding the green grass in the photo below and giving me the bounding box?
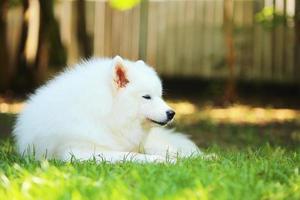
[0,141,299,200]
[0,104,300,200]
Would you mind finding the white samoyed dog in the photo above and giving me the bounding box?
[13,56,201,163]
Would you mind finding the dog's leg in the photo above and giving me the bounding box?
[143,127,202,159]
[59,146,168,163]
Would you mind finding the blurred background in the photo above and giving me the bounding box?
[0,0,300,149]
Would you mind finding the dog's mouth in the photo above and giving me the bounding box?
[147,118,169,126]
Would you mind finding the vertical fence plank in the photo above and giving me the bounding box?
[131,6,140,60]
[253,24,262,80]
[104,2,112,57]
[174,0,185,76]
[111,9,121,56]
[182,0,195,76]
[203,0,213,77]
[286,26,295,81]
[69,1,80,65]
[146,1,158,68]
[120,11,130,58]
[138,0,148,61]
[156,1,167,74]
[94,1,105,57]
[195,0,205,76]
[165,1,177,76]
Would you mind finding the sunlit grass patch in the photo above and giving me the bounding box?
[0,101,24,114]
[1,99,299,125]
[168,100,300,148]
[169,101,300,125]
[0,141,299,200]
[204,105,300,124]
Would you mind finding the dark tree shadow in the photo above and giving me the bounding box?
[0,113,16,140]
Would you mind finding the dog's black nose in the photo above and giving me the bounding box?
[166,110,175,120]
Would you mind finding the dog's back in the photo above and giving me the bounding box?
[14,58,115,158]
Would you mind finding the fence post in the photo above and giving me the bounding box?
[139,0,149,60]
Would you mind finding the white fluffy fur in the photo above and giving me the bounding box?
[13,56,201,163]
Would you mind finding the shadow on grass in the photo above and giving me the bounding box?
[0,113,16,140]
[175,119,300,150]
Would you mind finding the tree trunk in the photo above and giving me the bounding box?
[13,0,34,92]
[34,0,51,85]
[35,0,66,85]
[13,0,66,92]
[295,0,300,81]
[76,0,92,58]
[0,0,9,92]
[222,0,236,105]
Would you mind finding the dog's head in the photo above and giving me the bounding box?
[111,55,175,126]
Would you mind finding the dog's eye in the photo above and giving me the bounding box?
[142,95,151,100]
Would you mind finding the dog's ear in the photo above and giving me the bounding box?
[112,55,129,89]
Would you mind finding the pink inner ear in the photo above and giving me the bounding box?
[115,65,129,88]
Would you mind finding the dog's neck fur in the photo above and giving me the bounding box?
[107,112,149,152]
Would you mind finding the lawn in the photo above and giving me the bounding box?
[0,100,300,200]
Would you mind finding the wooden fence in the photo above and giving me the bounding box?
[7,0,298,83]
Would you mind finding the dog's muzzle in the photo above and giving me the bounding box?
[148,110,176,126]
